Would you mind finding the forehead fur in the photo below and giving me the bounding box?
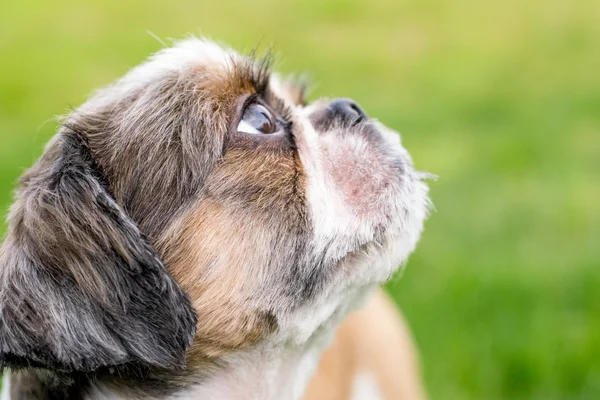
[65,38,277,237]
[85,38,270,105]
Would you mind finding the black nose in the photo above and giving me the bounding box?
[328,98,367,124]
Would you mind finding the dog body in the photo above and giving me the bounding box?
[303,290,426,400]
[0,38,430,399]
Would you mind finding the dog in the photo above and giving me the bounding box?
[0,38,431,399]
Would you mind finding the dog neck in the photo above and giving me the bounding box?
[83,328,332,400]
[87,287,374,400]
[183,339,328,400]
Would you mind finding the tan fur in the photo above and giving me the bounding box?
[303,290,427,400]
[158,199,277,360]
[153,122,308,361]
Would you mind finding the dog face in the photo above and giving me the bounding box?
[0,39,430,373]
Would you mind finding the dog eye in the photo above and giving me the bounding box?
[237,103,279,135]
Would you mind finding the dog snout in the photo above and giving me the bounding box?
[328,98,367,125]
[309,98,369,132]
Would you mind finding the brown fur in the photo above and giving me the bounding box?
[158,199,278,359]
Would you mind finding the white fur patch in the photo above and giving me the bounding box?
[165,342,326,400]
[293,103,431,283]
[351,370,383,400]
[294,108,357,244]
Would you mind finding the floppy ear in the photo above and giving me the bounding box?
[0,132,197,372]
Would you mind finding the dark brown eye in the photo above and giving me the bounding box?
[237,103,280,135]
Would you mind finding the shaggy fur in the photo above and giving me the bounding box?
[0,38,431,400]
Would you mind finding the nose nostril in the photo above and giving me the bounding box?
[350,104,366,124]
[349,103,362,116]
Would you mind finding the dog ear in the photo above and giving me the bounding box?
[271,73,308,107]
[0,131,197,372]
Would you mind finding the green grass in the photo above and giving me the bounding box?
[1,0,599,398]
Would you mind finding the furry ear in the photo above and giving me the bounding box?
[0,132,197,372]
[271,73,309,106]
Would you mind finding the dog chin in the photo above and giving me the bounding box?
[351,150,431,286]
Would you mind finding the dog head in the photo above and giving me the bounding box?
[0,38,431,374]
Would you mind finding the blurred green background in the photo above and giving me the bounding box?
[1,0,599,398]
